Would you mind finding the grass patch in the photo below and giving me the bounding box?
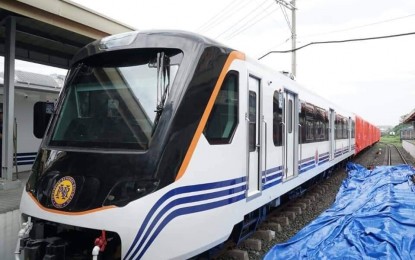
[380,135,401,146]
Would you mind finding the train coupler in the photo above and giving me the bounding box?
[20,237,68,260]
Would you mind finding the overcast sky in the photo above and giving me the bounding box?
[10,0,415,126]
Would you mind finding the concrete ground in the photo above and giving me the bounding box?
[0,171,30,260]
[0,171,30,214]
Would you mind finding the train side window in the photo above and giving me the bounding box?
[248,91,257,152]
[299,103,305,144]
[288,99,293,133]
[335,116,340,139]
[343,119,348,138]
[351,120,355,138]
[299,102,316,143]
[273,91,283,146]
[204,71,239,144]
[315,106,327,141]
[305,103,314,142]
[34,102,55,139]
[335,115,345,139]
[325,111,329,141]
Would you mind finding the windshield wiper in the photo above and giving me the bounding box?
[153,52,170,133]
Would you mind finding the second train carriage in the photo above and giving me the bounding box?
[0,70,61,173]
[17,30,379,259]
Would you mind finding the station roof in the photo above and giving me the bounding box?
[402,108,415,124]
[0,0,135,69]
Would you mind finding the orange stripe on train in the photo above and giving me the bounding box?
[175,51,245,181]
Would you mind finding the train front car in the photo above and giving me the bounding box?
[18,31,244,259]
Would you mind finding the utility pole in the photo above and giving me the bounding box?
[275,0,297,77]
[291,0,296,77]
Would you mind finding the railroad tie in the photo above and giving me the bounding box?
[269,216,290,227]
[225,249,249,260]
[286,206,302,215]
[241,238,262,251]
[297,198,312,207]
[292,202,307,211]
[253,230,275,242]
[260,222,282,232]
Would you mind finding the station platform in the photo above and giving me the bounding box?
[264,163,415,259]
[0,171,30,214]
[403,139,415,159]
[0,171,30,260]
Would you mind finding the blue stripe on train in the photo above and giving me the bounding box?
[125,177,247,259]
[13,152,37,166]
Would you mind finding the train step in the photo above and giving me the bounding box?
[235,213,261,245]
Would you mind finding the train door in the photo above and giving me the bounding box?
[247,76,261,197]
[329,109,335,160]
[283,91,298,180]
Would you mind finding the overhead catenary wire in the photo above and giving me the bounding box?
[258,11,415,61]
[225,2,278,40]
[196,0,251,33]
[300,13,415,39]
[196,0,240,32]
[215,0,273,39]
[258,31,415,60]
[225,0,285,40]
[278,2,292,33]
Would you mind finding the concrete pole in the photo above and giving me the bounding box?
[291,0,296,77]
[3,17,16,181]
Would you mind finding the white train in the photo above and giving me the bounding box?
[17,30,378,259]
[0,71,60,174]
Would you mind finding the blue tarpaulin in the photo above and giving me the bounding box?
[264,163,415,260]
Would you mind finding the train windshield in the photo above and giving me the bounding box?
[49,49,183,150]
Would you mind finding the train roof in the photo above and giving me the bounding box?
[71,30,235,66]
[70,30,373,124]
[0,70,62,93]
[243,55,355,117]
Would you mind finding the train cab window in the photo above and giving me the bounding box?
[49,49,183,150]
[204,71,239,144]
[273,91,283,146]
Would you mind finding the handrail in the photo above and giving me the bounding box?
[280,122,286,178]
[263,119,267,184]
[298,124,302,172]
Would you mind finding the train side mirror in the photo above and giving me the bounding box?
[33,102,54,139]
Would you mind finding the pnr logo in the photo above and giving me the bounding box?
[58,185,70,198]
[51,176,76,208]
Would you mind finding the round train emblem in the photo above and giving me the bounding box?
[51,176,76,208]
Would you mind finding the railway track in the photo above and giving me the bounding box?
[386,144,408,165]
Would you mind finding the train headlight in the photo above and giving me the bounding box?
[103,178,159,207]
[99,31,138,50]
